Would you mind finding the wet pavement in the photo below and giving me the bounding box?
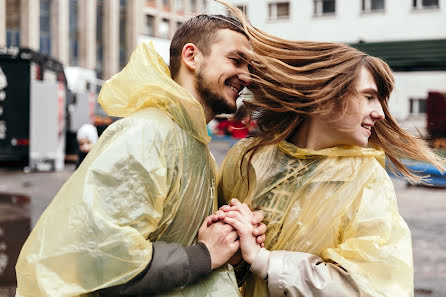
[0,138,445,296]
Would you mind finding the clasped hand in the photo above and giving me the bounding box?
[198,199,265,269]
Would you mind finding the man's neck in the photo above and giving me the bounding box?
[173,76,214,124]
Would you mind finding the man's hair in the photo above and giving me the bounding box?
[169,14,246,79]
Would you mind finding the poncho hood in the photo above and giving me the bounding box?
[98,42,211,144]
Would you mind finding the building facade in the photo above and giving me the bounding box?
[0,0,206,79]
[208,0,446,135]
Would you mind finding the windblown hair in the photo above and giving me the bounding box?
[169,14,246,79]
[217,1,445,183]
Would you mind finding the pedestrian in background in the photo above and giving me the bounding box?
[75,123,98,168]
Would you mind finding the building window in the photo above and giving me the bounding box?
[190,0,197,13]
[228,4,247,18]
[314,0,335,16]
[96,0,104,78]
[409,98,427,115]
[237,4,248,15]
[162,0,170,11]
[6,0,21,47]
[413,0,439,9]
[146,0,156,8]
[159,18,170,38]
[40,0,51,55]
[145,15,155,36]
[69,0,79,66]
[175,0,184,11]
[119,0,127,70]
[268,2,290,20]
[362,0,384,12]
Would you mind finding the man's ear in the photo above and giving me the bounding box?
[181,43,202,72]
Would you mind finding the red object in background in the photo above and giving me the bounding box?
[216,119,257,139]
[228,120,250,139]
[427,91,446,136]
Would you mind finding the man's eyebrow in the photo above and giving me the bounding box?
[230,50,248,59]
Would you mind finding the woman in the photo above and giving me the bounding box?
[217,4,446,297]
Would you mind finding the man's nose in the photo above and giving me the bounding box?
[238,70,251,87]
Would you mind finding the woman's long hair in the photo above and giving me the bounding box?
[217,1,445,183]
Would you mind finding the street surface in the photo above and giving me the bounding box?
[0,138,445,297]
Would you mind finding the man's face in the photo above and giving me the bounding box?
[195,29,251,115]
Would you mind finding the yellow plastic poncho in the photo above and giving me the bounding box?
[15,43,240,297]
[219,138,413,297]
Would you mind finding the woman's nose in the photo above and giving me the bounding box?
[371,101,385,120]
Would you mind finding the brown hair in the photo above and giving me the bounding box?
[169,14,246,79]
[218,1,445,183]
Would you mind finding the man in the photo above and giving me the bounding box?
[15,15,262,297]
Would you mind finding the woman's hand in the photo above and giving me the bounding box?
[219,199,267,247]
[221,199,263,265]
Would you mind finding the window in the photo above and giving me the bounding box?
[314,0,335,16]
[96,0,104,78]
[228,4,247,18]
[162,0,170,10]
[409,98,427,115]
[6,0,21,47]
[236,4,248,15]
[40,0,51,55]
[119,0,127,69]
[146,0,156,8]
[159,18,170,38]
[175,0,184,10]
[190,0,197,13]
[413,0,439,9]
[146,15,155,36]
[268,2,290,20]
[362,0,384,12]
[69,0,79,66]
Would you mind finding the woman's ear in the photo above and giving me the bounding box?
[181,43,202,72]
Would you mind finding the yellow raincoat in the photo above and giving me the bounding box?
[15,43,240,297]
[219,138,413,297]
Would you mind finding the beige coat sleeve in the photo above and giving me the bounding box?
[250,248,366,297]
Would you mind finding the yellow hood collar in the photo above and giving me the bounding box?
[98,42,211,144]
[278,141,385,166]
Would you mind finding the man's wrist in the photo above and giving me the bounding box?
[184,242,212,282]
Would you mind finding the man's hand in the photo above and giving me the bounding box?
[198,218,240,270]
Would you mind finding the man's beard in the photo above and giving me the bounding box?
[195,71,237,116]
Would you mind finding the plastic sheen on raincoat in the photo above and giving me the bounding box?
[15,42,241,297]
[219,138,413,297]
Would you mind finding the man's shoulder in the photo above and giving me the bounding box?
[107,107,178,137]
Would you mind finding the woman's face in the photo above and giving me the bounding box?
[313,66,385,148]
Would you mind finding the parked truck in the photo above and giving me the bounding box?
[0,47,67,170]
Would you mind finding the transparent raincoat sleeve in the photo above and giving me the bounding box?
[322,165,414,297]
[15,117,174,297]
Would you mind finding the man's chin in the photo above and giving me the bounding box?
[214,105,237,116]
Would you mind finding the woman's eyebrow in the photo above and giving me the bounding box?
[360,88,378,95]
